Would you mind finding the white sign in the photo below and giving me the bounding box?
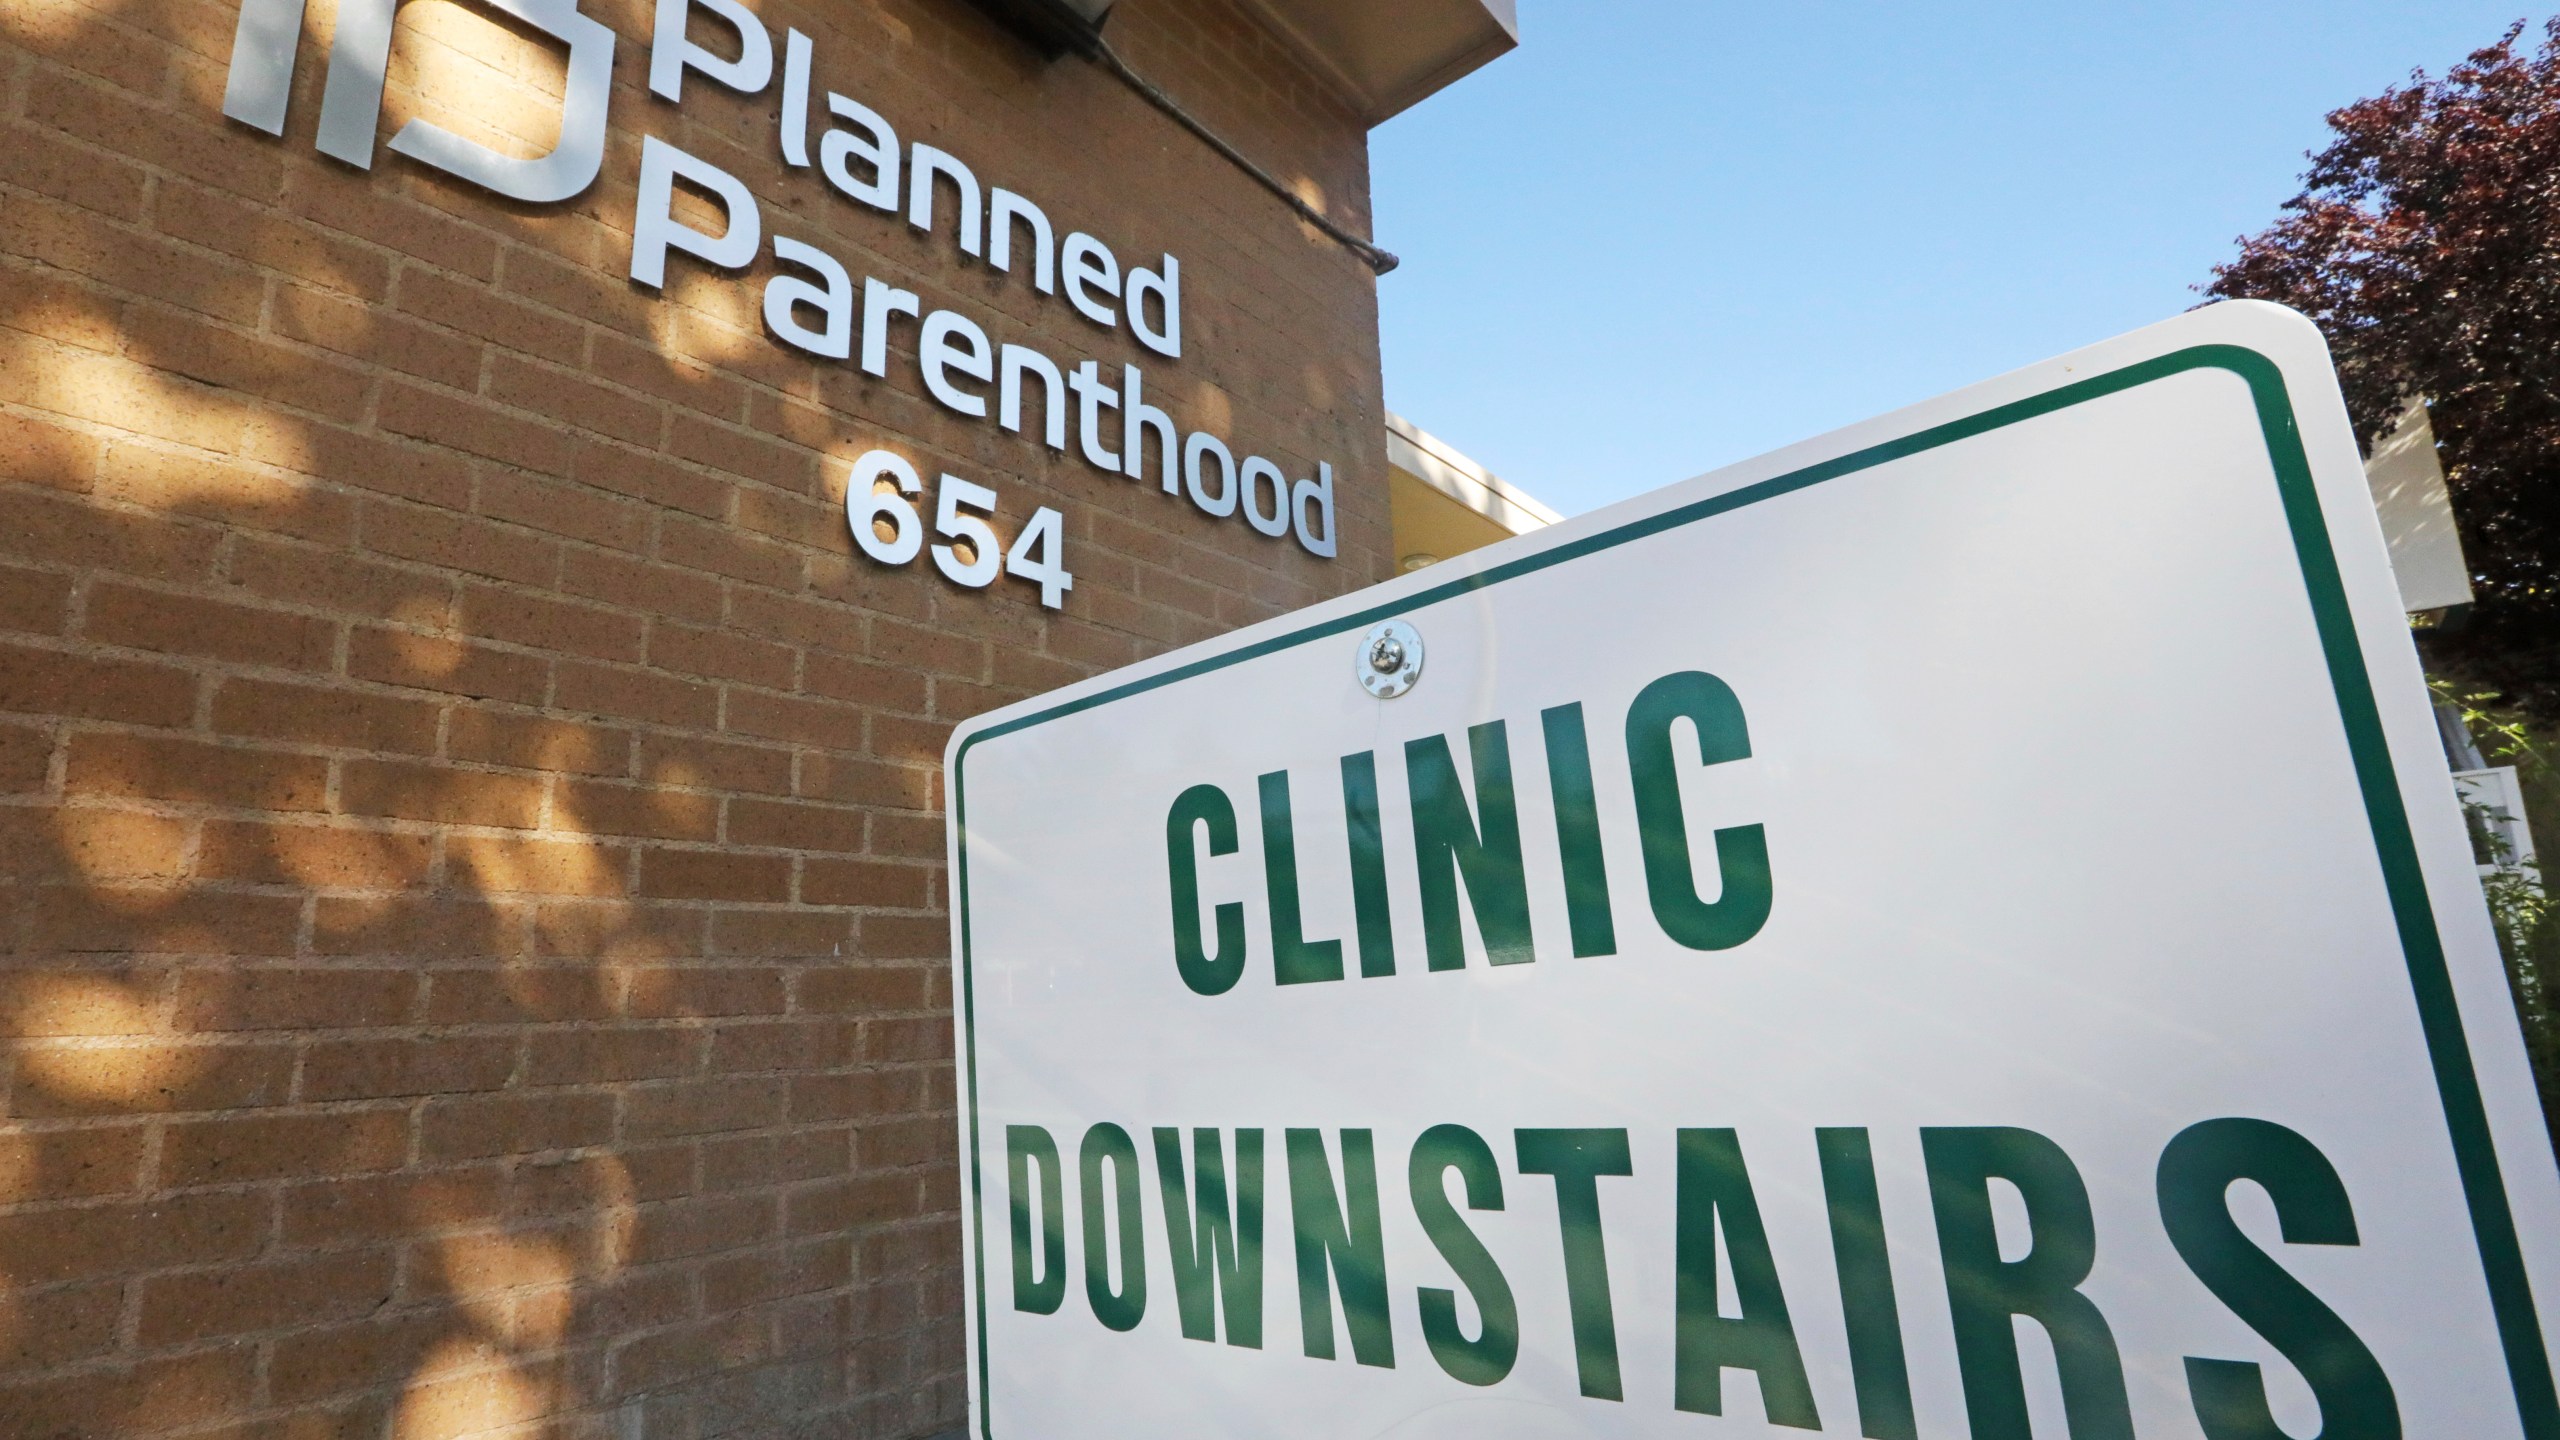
[942,304,2560,1439]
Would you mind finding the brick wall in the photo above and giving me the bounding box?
[0,0,1392,1430]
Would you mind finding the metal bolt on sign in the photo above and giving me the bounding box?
[1357,620,1423,698]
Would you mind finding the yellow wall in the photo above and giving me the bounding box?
[1389,466,1520,571]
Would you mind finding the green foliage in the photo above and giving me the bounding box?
[2437,678,2560,1152]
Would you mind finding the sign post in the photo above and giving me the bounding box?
[943,303,2560,1438]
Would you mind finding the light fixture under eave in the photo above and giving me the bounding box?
[965,0,1116,58]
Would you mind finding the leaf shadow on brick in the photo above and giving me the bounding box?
[0,0,1409,1426]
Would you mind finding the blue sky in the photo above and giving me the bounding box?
[1371,3,2546,516]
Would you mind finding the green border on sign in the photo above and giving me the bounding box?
[947,344,2560,1438]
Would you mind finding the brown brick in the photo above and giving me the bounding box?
[0,409,104,494]
[311,895,530,960]
[0,1188,266,1287]
[710,908,855,957]
[283,164,500,279]
[361,495,562,587]
[0,722,48,793]
[0,964,164,1039]
[0,484,220,584]
[868,618,987,680]
[7,1037,296,1117]
[570,439,731,522]
[488,354,664,447]
[0,1350,258,1439]
[638,848,790,903]
[161,1108,408,1187]
[0,1122,148,1202]
[24,885,302,954]
[154,178,392,300]
[420,1091,613,1160]
[448,709,628,776]
[267,1312,450,1405]
[6,192,264,327]
[81,580,334,669]
[658,513,803,590]
[788,1068,925,1124]
[628,1193,774,1263]
[28,65,275,193]
[64,730,330,812]
[623,1076,786,1140]
[560,545,724,625]
[640,734,794,797]
[649,619,796,689]
[122,303,372,422]
[799,858,932,909]
[175,968,417,1031]
[590,329,747,416]
[0,113,149,222]
[503,243,658,336]
[735,485,842,551]
[229,536,454,620]
[857,914,951,961]
[395,268,585,365]
[275,282,482,392]
[347,624,550,705]
[624,966,788,1019]
[704,1020,837,1075]
[870,713,955,765]
[530,897,707,960]
[703,1239,850,1311]
[282,1169,505,1247]
[263,422,476,510]
[476,468,653,554]
[515,1148,694,1217]
[784,1171,917,1237]
[0,639,195,726]
[803,651,932,712]
[0,564,72,636]
[723,689,854,749]
[552,777,718,842]
[194,818,428,889]
[449,833,631,897]
[555,660,717,729]
[424,966,617,1025]
[728,797,863,854]
[701,1128,848,1191]
[666,413,804,493]
[869,811,944,858]
[0,1280,122,1374]
[857,1116,953,1170]
[525,1026,697,1085]
[303,1034,518,1102]
[861,1016,952,1064]
[52,804,189,881]
[798,965,933,1015]
[457,582,644,662]
[139,1248,397,1345]
[213,676,441,754]
[91,441,358,548]
[800,753,936,809]
[342,757,545,829]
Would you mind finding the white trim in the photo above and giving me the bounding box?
[1385,410,1561,536]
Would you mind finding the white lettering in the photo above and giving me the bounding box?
[648,0,771,102]
[630,137,762,289]
[922,310,996,417]
[1061,232,1119,328]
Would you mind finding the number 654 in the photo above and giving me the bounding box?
[845,450,1073,611]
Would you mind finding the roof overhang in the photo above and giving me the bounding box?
[1232,0,1519,125]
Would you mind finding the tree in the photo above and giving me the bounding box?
[2205,19,2560,717]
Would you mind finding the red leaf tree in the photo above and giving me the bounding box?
[2207,19,2560,715]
